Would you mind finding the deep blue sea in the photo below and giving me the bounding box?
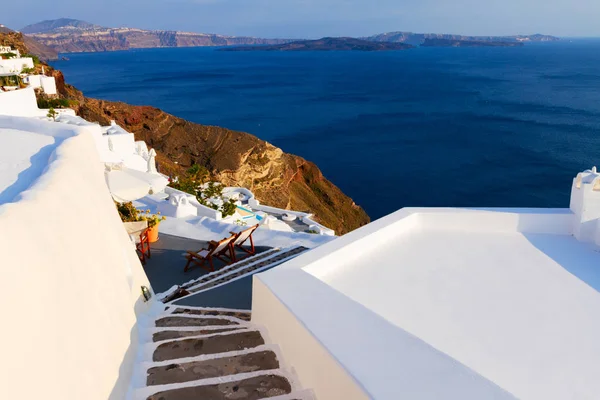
[52,40,600,220]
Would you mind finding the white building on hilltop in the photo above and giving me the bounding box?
[0,47,57,95]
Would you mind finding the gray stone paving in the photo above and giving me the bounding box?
[146,374,292,400]
[153,331,265,362]
[155,316,239,328]
[143,233,271,294]
[147,350,279,386]
[184,246,309,295]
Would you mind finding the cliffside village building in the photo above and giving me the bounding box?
[0,58,599,400]
[0,46,56,94]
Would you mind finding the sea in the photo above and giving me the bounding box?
[52,39,600,221]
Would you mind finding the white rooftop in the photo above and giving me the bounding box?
[258,204,600,399]
[0,128,55,204]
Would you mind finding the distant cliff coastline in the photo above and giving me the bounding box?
[21,18,293,53]
[20,18,559,54]
[365,32,559,46]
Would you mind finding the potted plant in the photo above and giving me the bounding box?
[115,202,166,243]
[140,209,166,243]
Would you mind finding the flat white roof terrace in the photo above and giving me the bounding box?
[257,207,600,400]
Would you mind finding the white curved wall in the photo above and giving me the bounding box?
[0,117,151,400]
[0,88,44,117]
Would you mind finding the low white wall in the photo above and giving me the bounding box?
[417,207,574,235]
[252,278,371,400]
[248,198,335,236]
[0,88,44,117]
[0,117,152,400]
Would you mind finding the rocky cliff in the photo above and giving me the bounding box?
[74,98,369,234]
[22,19,293,53]
[0,26,58,60]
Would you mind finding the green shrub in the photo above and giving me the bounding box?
[37,98,71,109]
[169,165,238,217]
[0,52,17,59]
[116,201,140,222]
[46,107,58,121]
[221,199,238,217]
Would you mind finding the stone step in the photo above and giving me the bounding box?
[153,330,265,362]
[146,374,292,400]
[147,350,279,386]
[170,307,252,321]
[153,327,242,342]
[155,316,242,328]
[184,246,309,295]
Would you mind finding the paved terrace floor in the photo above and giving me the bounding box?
[143,233,272,305]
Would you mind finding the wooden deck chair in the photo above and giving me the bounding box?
[124,221,151,265]
[184,234,236,272]
[230,224,259,262]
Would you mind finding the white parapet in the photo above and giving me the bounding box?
[0,57,34,73]
[0,87,45,117]
[570,167,600,243]
[40,75,57,95]
[24,74,42,89]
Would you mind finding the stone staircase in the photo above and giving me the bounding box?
[160,246,309,304]
[134,306,314,400]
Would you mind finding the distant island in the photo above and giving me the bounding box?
[366,32,559,46]
[18,18,559,54]
[221,37,414,52]
[421,38,524,47]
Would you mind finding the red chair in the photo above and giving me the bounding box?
[124,221,151,265]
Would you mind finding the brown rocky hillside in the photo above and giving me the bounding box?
[0,26,58,60]
[76,99,370,234]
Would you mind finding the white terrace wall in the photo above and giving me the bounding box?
[0,117,152,400]
[0,87,44,117]
[0,57,34,73]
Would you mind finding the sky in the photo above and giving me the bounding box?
[3,0,600,38]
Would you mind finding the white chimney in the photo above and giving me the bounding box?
[570,167,600,243]
[147,149,158,174]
